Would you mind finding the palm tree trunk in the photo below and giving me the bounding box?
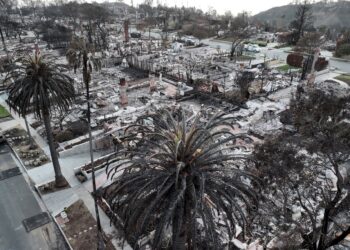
[24,115,34,149]
[0,27,8,57]
[83,50,105,250]
[42,109,68,188]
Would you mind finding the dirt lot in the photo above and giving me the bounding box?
[57,199,115,250]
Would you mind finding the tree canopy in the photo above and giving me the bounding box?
[103,108,260,249]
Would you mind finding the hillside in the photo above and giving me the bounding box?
[254,1,350,30]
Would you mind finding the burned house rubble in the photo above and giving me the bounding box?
[1,4,350,249]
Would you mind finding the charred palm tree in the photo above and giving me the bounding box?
[104,109,260,249]
[5,53,74,187]
[66,36,104,250]
[66,36,101,75]
[0,27,7,55]
[66,36,83,75]
[0,0,8,57]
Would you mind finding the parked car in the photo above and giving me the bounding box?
[244,44,261,53]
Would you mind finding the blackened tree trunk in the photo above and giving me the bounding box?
[0,27,8,56]
[87,21,93,44]
[172,206,186,250]
[42,109,68,187]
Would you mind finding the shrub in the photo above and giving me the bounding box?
[55,130,74,143]
[315,57,328,71]
[287,53,304,68]
[335,43,350,58]
[68,120,88,137]
[287,53,328,72]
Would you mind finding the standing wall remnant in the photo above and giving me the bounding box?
[124,20,129,43]
[119,78,128,107]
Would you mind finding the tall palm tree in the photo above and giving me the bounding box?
[66,36,101,75]
[0,26,7,56]
[66,36,104,250]
[23,113,34,149]
[5,52,74,187]
[104,109,260,249]
[0,0,9,57]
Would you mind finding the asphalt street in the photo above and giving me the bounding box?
[202,39,350,74]
[0,143,61,250]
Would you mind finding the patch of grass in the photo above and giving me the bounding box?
[236,55,256,61]
[276,64,301,72]
[252,40,268,47]
[242,40,268,47]
[214,38,267,47]
[335,74,350,86]
[215,37,234,43]
[0,105,10,119]
[275,43,289,49]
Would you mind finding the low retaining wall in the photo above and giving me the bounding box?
[59,140,94,158]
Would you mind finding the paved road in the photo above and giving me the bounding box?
[0,143,63,250]
[263,48,350,74]
[202,39,350,74]
[0,146,17,171]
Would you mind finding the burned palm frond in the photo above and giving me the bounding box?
[104,108,260,249]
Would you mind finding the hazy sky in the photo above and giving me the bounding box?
[100,0,295,15]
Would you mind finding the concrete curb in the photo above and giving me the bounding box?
[3,139,73,250]
[330,57,350,62]
[52,217,74,250]
[210,39,232,44]
[34,179,73,250]
[34,182,75,250]
[34,179,56,197]
[73,152,116,181]
[6,139,31,176]
[5,138,73,250]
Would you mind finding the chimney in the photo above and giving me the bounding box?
[119,78,128,107]
[149,74,157,93]
[124,20,129,43]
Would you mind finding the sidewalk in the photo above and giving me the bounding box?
[0,93,130,249]
[33,152,131,249]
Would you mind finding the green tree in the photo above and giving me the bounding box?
[335,30,350,58]
[5,53,74,187]
[104,109,259,249]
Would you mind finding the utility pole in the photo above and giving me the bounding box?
[83,50,105,250]
[301,55,311,81]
